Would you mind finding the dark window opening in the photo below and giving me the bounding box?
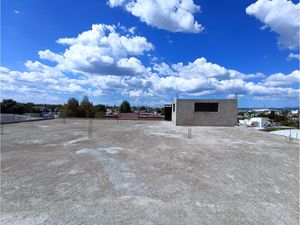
[164,104,172,121]
[194,102,218,112]
[172,103,175,112]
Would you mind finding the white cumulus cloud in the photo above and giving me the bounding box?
[1,23,299,105]
[246,0,300,50]
[40,24,153,76]
[262,70,300,87]
[288,53,300,61]
[108,0,203,33]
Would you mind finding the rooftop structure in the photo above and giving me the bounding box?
[1,119,298,224]
[171,99,237,126]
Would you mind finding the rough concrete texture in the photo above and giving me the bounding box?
[1,119,299,225]
[172,99,237,126]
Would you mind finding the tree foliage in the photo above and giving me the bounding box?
[257,112,269,118]
[1,99,41,114]
[119,100,131,113]
[60,96,107,118]
[94,104,106,118]
[237,111,245,116]
[61,98,81,117]
[80,96,94,118]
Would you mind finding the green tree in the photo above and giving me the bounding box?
[14,104,26,114]
[269,111,275,120]
[282,110,289,117]
[1,99,58,115]
[237,111,245,116]
[257,112,268,117]
[119,100,131,113]
[1,99,17,113]
[61,98,81,117]
[80,96,95,118]
[94,104,106,118]
[0,99,28,114]
[24,102,40,113]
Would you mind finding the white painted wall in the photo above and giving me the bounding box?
[239,117,270,128]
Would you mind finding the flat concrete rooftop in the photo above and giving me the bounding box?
[1,119,299,224]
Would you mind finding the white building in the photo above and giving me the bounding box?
[253,109,271,114]
[291,110,299,115]
[239,117,270,128]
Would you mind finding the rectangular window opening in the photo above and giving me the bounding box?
[194,102,218,112]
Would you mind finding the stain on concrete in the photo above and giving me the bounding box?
[76,147,148,195]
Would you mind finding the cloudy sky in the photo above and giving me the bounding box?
[1,0,299,107]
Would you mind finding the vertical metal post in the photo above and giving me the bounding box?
[289,128,292,141]
[88,118,92,138]
[188,128,192,139]
[118,119,122,126]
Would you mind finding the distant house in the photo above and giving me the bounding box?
[253,109,271,114]
[291,110,299,115]
[239,117,270,128]
[171,99,237,126]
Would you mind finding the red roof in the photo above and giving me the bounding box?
[118,113,138,120]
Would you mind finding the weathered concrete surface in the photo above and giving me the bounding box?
[1,119,299,225]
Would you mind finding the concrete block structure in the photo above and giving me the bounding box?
[171,99,237,126]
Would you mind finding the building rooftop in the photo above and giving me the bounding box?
[1,119,299,224]
[172,98,237,102]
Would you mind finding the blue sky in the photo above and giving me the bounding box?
[1,0,299,107]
